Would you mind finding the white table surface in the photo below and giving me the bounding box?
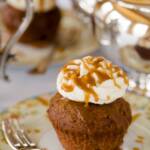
[0,64,60,111]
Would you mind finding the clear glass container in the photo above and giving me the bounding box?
[73,0,150,97]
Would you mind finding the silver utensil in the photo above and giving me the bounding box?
[2,119,41,150]
[0,0,34,81]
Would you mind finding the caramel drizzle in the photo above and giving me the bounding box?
[61,56,128,104]
[61,83,74,92]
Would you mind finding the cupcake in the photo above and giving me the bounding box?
[48,56,132,150]
[120,35,150,73]
[2,0,61,43]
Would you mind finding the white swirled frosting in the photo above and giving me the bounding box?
[57,56,129,105]
[7,0,56,12]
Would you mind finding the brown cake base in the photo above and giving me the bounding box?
[2,5,61,44]
[56,128,123,150]
[48,93,132,150]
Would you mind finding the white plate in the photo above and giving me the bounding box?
[0,93,150,150]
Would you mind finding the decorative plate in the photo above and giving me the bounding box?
[0,93,150,150]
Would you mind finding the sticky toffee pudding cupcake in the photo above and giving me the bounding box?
[48,56,132,150]
[2,0,61,43]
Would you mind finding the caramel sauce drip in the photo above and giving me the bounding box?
[61,83,74,92]
[39,0,44,12]
[61,56,128,103]
[74,77,99,102]
[85,93,90,106]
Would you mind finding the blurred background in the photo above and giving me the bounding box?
[0,0,150,110]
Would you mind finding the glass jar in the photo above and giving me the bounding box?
[73,0,150,96]
[74,0,150,46]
